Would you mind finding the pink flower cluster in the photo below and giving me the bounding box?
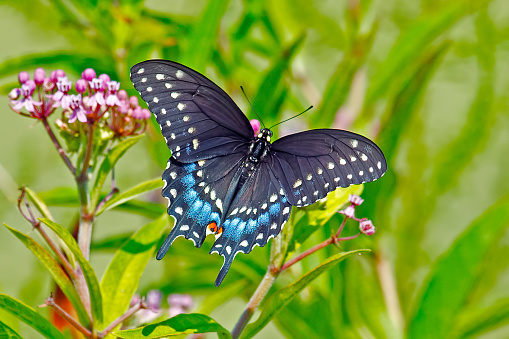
[339,194,376,236]
[128,291,194,327]
[9,67,150,136]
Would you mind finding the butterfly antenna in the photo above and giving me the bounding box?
[269,105,313,130]
[240,86,266,128]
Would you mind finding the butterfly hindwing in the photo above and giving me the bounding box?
[270,129,387,206]
[130,60,253,163]
[210,161,292,286]
[158,150,247,259]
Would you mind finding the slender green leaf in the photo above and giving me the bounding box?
[113,313,232,339]
[241,249,370,339]
[24,187,53,220]
[179,1,230,70]
[0,319,22,339]
[100,214,168,328]
[91,134,144,208]
[95,178,162,216]
[39,218,103,324]
[0,294,65,339]
[455,299,509,338]
[2,225,91,328]
[407,194,509,339]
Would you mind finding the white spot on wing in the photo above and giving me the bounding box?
[271,223,277,230]
[198,160,205,166]
[171,92,180,99]
[188,127,195,134]
[175,207,183,215]
[307,173,312,180]
[166,120,171,126]
[361,154,368,161]
[239,206,247,213]
[283,207,290,215]
[293,179,302,188]
[369,167,374,173]
[170,189,177,198]
[324,183,330,188]
[137,68,144,74]
[328,162,335,169]
[176,70,185,79]
[270,194,277,202]
[216,199,223,212]
[347,174,353,179]
[146,87,152,92]
[165,83,172,89]
[334,177,340,182]
[197,170,203,177]
[359,170,364,176]
[350,156,357,162]
[261,203,267,210]
[180,225,189,231]
[156,74,164,80]
[240,240,248,247]
[279,188,284,195]
[193,231,199,238]
[170,172,177,179]
[351,139,358,148]
[225,246,231,255]
[161,108,167,115]
[153,97,159,103]
[231,208,238,215]
[210,190,216,200]
[141,77,147,83]
[193,139,199,150]
[178,104,187,111]
[170,133,176,140]
[377,161,382,169]
[314,190,319,196]
[317,167,323,174]
[256,233,264,240]
[340,158,346,165]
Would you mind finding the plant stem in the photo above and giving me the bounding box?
[231,269,277,339]
[41,118,75,175]
[43,295,93,338]
[98,299,148,338]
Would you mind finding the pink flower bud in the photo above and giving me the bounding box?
[55,69,66,78]
[348,194,364,206]
[34,68,46,85]
[342,205,356,219]
[8,88,21,100]
[250,119,261,136]
[146,290,163,311]
[118,103,129,114]
[49,71,59,83]
[75,79,88,93]
[132,106,143,119]
[98,74,110,88]
[25,80,36,93]
[117,90,128,101]
[81,68,96,81]
[359,219,376,236]
[141,109,151,120]
[129,96,139,108]
[18,71,30,84]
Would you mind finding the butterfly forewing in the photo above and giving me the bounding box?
[130,60,253,162]
[270,129,387,206]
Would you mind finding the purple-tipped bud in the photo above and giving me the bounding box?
[81,68,96,81]
[342,205,356,219]
[119,103,129,114]
[49,71,59,83]
[34,68,46,85]
[25,80,36,93]
[18,71,30,84]
[75,79,88,93]
[141,109,151,120]
[8,88,21,100]
[117,90,128,101]
[132,107,143,119]
[168,294,194,309]
[98,74,110,88]
[129,96,139,108]
[250,119,261,136]
[55,69,66,78]
[348,194,364,206]
[146,290,163,311]
[130,294,141,307]
[359,219,376,236]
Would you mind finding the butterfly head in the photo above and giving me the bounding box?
[257,128,273,142]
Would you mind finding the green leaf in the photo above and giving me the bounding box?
[0,319,22,339]
[179,1,230,70]
[0,294,65,339]
[2,225,91,328]
[23,187,53,220]
[241,249,370,339]
[38,218,103,325]
[407,194,509,339]
[113,313,232,339]
[91,134,144,208]
[95,178,162,216]
[100,214,168,328]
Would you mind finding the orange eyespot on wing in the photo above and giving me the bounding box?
[208,222,218,233]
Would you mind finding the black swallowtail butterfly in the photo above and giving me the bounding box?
[130,60,387,286]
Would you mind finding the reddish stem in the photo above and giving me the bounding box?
[41,117,76,174]
[42,295,93,338]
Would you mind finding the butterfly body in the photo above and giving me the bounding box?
[130,60,387,286]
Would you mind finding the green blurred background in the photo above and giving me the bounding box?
[1,0,509,338]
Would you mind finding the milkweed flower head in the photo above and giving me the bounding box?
[8,67,150,148]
